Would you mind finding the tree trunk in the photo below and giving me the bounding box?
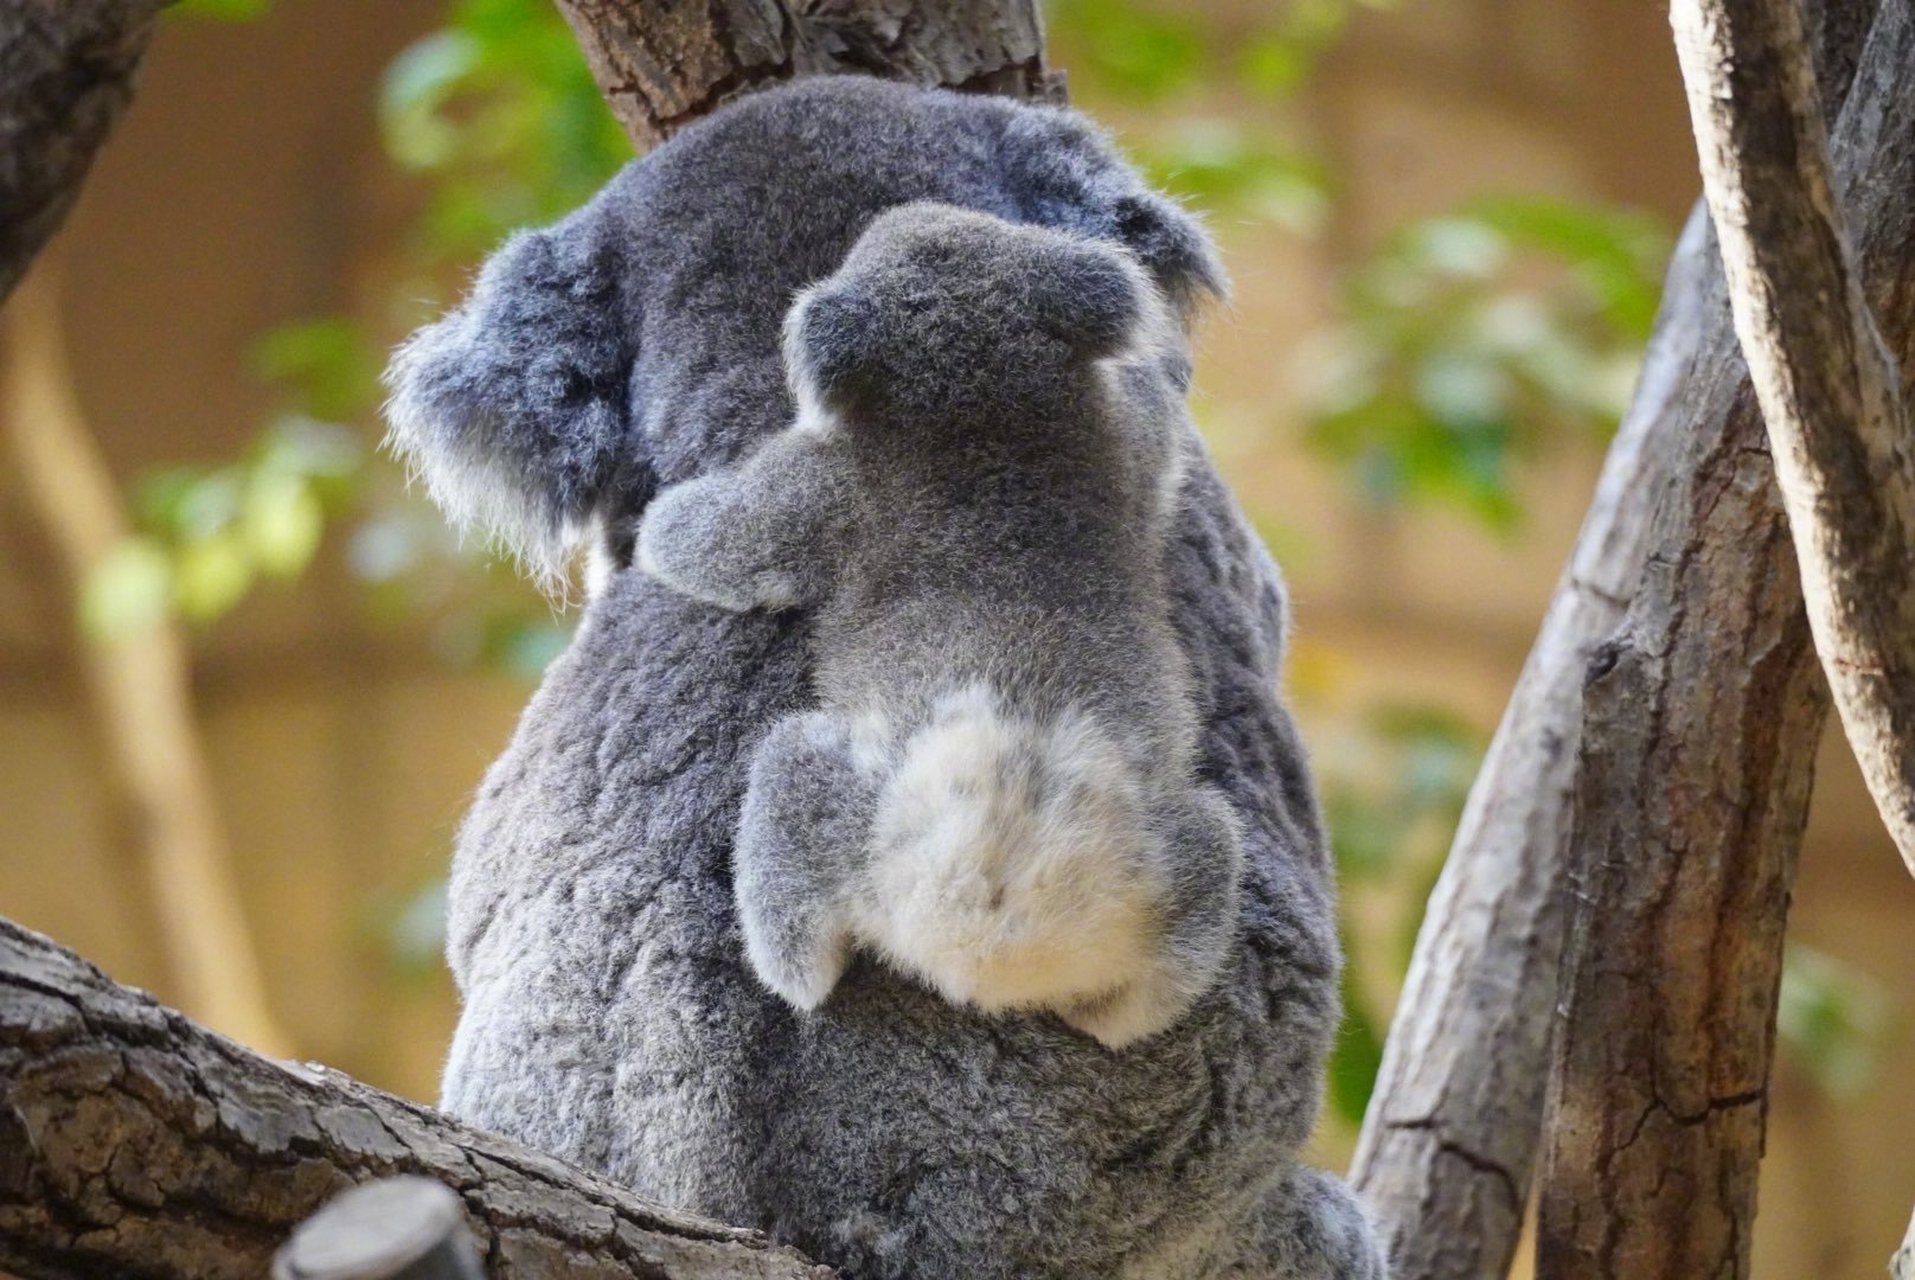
[0,917,833,1280]
[554,0,1059,151]
[1673,0,1915,878]
[1536,4,1915,1277]
[1348,4,1881,1274]
[0,0,167,304]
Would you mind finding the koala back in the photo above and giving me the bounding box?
[397,75,1351,1280]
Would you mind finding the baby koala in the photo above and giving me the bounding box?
[636,202,1242,1048]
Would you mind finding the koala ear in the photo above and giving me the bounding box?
[384,209,639,585]
[1001,107,1227,326]
[1030,237,1153,360]
[782,283,882,412]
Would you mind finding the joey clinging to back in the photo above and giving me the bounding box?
[638,203,1244,1047]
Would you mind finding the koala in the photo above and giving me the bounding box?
[633,202,1244,1048]
[388,74,1385,1280]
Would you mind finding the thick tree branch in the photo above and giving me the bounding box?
[1537,5,1915,1277]
[1347,5,1883,1274]
[1672,0,1915,877]
[554,0,1059,150]
[0,916,834,1280]
[0,0,168,304]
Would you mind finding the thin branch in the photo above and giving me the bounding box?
[1672,0,1915,877]
[3,267,293,1057]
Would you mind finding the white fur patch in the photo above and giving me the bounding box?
[858,685,1166,1029]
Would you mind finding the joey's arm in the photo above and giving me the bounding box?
[635,428,846,612]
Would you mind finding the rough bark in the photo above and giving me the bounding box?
[4,269,293,1058]
[1347,4,1880,1274]
[0,0,167,305]
[0,917,834,1280]
[1536,4,1915,1278]
[553,0,1060,150]
[1673,0,1915,878]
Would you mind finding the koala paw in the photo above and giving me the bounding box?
[740,913,851,1012]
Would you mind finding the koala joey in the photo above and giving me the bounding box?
[635,203,1242,1047]
[387,74,1383,1280]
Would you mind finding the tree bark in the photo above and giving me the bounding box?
[0,0,168,305]
[1673,0,1915,878]
[553,0,1059,151]
[1536,4,1915,1277]
[0,917,834,1280]
[1347,4,1880,1274]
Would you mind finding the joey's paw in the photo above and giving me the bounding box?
[632,483,710,593]
[739,914,851,1013]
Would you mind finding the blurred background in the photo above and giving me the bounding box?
[0,1,1907,1275]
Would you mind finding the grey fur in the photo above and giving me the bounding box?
[637,203,1243,1046]
[389,75,1385,1279]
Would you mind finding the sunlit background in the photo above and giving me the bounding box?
[0,1,1908,1275]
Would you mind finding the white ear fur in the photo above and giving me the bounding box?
[384,322,584,594]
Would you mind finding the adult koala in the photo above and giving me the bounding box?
[388,75,1384,1280]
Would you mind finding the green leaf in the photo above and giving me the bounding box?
[250,321,383,420]
[174,534,255,621]
[380,31,482,170]
[243,471,325,577]
[81,539,174,640]
[172,0,271,21]
[1777,944,1895,1098]
[1326,958,1387,1125]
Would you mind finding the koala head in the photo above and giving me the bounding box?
[784,203,1168,428]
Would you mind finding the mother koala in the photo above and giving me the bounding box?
[387,74,1384,1280]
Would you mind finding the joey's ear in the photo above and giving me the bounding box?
[1029,237,1153,360]
[1002,108,1227,326]
[782,283,882,412]
[384,210,640,583]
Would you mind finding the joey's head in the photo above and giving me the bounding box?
[783,203,1170,432]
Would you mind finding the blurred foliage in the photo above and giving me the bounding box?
[379,0,630,262]
[170,0,273,21]
[84,419,359,639]
[1307,702,1483,1125]
[1778,943,1896,1099]
[1301,198,1667,528]
[136,0,1891,1115]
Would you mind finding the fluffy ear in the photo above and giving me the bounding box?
[1029,237,1154,360]
[781,282,883,413]
[384,209,637,583]
[1001,107,1227,326]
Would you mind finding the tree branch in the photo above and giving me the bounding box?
[1672,0,1915,878]
[1537,5,1915,1277]
[0,0,168,304]
[1348,4,1884,1273]
[554,0,1059,150]
[0,916,834,1280]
